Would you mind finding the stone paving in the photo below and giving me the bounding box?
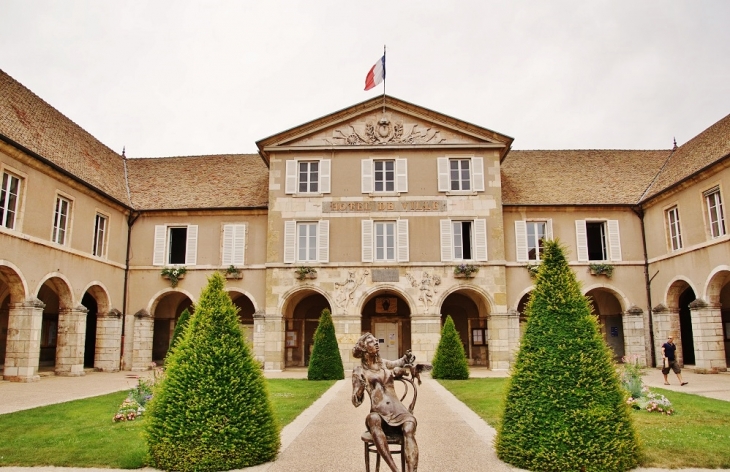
[1,367,729,471]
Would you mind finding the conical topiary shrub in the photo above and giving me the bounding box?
[495,240,640,471]
[166,307,191,358]
[307,308,344,380]
[146,273,280,471]
[431,315,470,380]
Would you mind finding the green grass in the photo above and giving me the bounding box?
[0,378,335,469]
[439,378,730,469]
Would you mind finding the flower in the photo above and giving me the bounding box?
[161,267,187,287]
[454,264,479,277]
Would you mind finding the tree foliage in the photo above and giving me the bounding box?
[495,240,640,471]
[146,273,280,471]
[307,308,344,380]
[431,315,470,380]
[166,307,191,358]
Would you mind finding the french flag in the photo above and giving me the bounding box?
[364,55,386,91]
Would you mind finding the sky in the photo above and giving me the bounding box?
[1,1,729,157]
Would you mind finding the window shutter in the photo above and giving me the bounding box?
[318,220,329,263]
[437,157,449,192]
[222,224,234,265]
[608,219,622,261]
[474,219,488,261]
[362,220,373,262]
[440,219,453,261]
[153,225,166,266]
[515,220,528,262]
[285,160,297,194]
[575,220,588,262]
[185,225,198,266]
[362,159,373,193]
[283,221,296,263]
[232,224,246,265]
[546,219,554,240]
[397,219,409,262]
[320,159,331,194]
[472,157,485,192]
[396,158,408,193]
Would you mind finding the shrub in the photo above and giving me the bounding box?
[145,273,280,471]
[167,308,191,357]
[307,308,344,380]
[431,315,470,380]
[495,240,640,472]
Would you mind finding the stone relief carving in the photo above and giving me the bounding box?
[335,269,370,311]
[405,271,441,311]
[327,117,446,145]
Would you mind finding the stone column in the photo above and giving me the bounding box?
[131,309,153,371]
[409,315,441,364]
[264,314,285,371]
[94,308,122,372]
[651,304,681,367]
[332,314,362,371]
[252,310,266,366]
[690,299,728,373]
[489,310,519,371]
[55,305,87,376]
[3,298,44,382]
[622,305,648,366]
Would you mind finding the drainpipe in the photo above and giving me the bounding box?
[120,210,141,369]
[632,205,656,367]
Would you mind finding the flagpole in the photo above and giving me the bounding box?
[382,44,386,114]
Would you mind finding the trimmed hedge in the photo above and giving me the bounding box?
[495,240,640,471]
[146,273,280,471]
[307,308,344,380]
[166,307,191,358]
[431,315,470,380]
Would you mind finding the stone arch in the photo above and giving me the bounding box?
[0,260,28,303]
[358,286,414,361]
[80,283,113,370]
[228,289,257,346]
[355,284,417,316]
[438,286,492,366]
[704,265,730,306]
[511,285,536,313]
[663,278,696,366]
[280,286,332,367]
[664,277,697,311]
[703,266,730,367]
[35,273,74,309]
[35,274,75,372]
[582,283,630,313]
[148,290,194,364]
[584,285,629,361]
[279,285,336,317]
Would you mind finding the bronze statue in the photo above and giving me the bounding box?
[352,333,430,472]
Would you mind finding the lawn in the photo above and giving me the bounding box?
[0,378,335,469]
[439,377,730,469]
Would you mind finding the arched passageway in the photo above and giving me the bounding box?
[82,293,97,368]
[441,291,489,366]
[230,292,255,346]
[0,292,8,366]
[152,292,193,364]
[285,290,330,367]
[679,288,696,365]
[586,288,625,361]
[361,291,411,361]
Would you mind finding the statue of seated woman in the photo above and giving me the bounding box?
[352,332,430,472]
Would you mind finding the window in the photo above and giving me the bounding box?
[284,159,330,194]
[93,213,108,257]
[221,224,246,266]
[361,220,409,262]
[437,156,484,192]
[283,220,329,263]
[515,220,553,262]
[705,187,726,238]
[0,170,21,229]
[666,206,683,251]
[153,225,198,266]
[575,220,621,262]
[440,219,487,261]
[52,195,71,245]
[361,158,407,193]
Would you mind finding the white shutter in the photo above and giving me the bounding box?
[318,220,329,263]
[284,221,296,263]
[185,225,198,266]
[472,157,485,192]
[608,220,622,262]
[437,157,449,192]
[440,219,453,262]
[474,219,488,261]
[362,220,373,262]
[222,224,234,265]
[546,219,554,240]
[515,220,528,262]
[575,220,588,262]
[362,159,373,194]
[153,225,167,266]
[285,160,297,194]
[232,224,246,265]
[397,219,409,262]
[396,158,408,193]
[320,159,331,194]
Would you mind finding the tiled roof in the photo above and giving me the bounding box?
[641,113,730,202]
[0,69,130,205]
[125,154,269,210]
[502,150,671,205]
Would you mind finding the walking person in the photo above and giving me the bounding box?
[662,335,688,386]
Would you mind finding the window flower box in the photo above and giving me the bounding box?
[223,265,243,279]
[589,263,614,278]
[453,264,478,278]
[160,267,186,288]
[295,266,317,280]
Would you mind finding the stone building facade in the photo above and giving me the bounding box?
[1,68,729,381]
